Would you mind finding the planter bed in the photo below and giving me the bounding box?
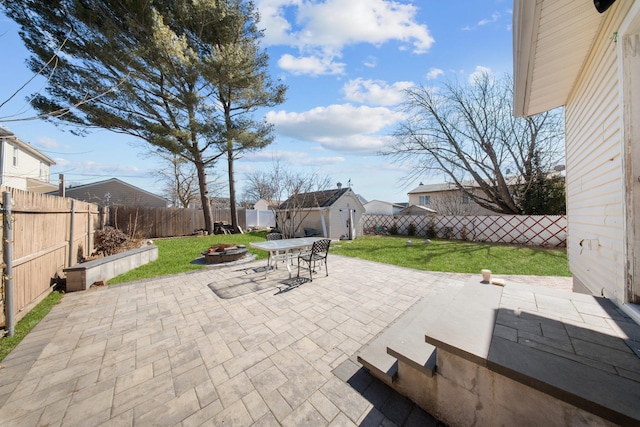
[63,245,158,292]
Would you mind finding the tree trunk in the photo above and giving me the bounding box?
[194,160,214,234]
[227,145,239,232]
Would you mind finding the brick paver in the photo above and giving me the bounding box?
[0,255,572,426]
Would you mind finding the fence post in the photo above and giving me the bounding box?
[3,191,14,337]
[68,199,75,267]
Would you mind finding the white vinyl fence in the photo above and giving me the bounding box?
[246,209,276,228]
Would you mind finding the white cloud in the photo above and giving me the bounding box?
[468,65,493,84]
[426,67,444,80]
[266,103,404,153]
[35,136,60,149]
[257,0,434,75]
[342,78,413,106]
[277,53,345,76]
[478,12,501,27]
[244,149,345,166]
[363,56,377,68]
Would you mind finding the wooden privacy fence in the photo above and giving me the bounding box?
[1,188,102,328]
[109,206,247,238]
[360,214,567,247]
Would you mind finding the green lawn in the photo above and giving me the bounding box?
[0,291,63,362]
[108,231,271,285]
[330,236,570,277]
[111,232,570,284]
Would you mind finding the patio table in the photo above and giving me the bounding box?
[250,237,325,278]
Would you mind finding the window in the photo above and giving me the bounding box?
[462,193,470,204]
[12,146,18,167]
[419,195,431,205]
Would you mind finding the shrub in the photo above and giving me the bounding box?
[426,221,437,239]
[407,223,416,236]
[94,226,132,256]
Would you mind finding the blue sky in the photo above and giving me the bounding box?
[0,0,513,204]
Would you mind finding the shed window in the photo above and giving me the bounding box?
[12,146,18,167]
[462,193,470,204]
[419,195,431,205]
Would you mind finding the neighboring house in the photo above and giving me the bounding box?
[397,204,437,215]
[408,182,499,216]
[278,186,365,240]
[253,198,280,211]
[514,1,639,315]
[58,178,167,207]
[364,200,405,215]
[0,127,56,194]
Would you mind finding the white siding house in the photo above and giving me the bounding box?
[408,182,500,216]
[514,1,639,318]
[0,128,56,193]
[363,200,404,215]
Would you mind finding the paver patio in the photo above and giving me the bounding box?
[0,255,572,426]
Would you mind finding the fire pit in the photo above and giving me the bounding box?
[201,244,248,264]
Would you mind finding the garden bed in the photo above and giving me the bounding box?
[63,245,158,292]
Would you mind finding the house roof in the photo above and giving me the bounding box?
[279,187,350,210]
[513,0,608,117]
[0,127,56,165]
[408,180,481,194]
[399,204,437,215]
[364,199,405,208]
[63,178,164,202]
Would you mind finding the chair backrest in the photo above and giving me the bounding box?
[266,232,283,241]
[312,239,331,255]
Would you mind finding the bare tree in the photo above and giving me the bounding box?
[384,72,564,214]
[242,170,278,205]
[276,172,332,238]
[243,162,330,237]
[427,187,477,216]
[151,152,220,208]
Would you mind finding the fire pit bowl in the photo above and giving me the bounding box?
[201,244,248,264]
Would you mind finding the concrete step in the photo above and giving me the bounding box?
[423,277,504,366]
[357,288,464,384]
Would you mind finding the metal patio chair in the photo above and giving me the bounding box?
[265,232,285,270]
[297,239,331,281]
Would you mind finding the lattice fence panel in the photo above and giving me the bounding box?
[360,214,566,247]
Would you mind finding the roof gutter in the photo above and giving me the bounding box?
[512,0,539,118]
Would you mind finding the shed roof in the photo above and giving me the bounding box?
[279,188,349,210]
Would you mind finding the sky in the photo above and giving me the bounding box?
[0,0,514,205]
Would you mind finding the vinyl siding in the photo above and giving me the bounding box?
[64,180,167,208]
[563,3,632,303]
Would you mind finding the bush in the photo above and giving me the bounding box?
[426,221,437,239]
[407,223,416,236]
[94,226,132,256]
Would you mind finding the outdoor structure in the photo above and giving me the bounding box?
[408,182,499,216]
[0,127,56,194]
[253,198,280,211]
[397,204,437,216]
[363,199,405,215]
[57,178,167,208]
[277,187,365,240]
[514,0,640,318]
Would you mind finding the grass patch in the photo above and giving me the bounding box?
[0,290,63,362]
[330,236,570,277]
[108,231,270,285]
